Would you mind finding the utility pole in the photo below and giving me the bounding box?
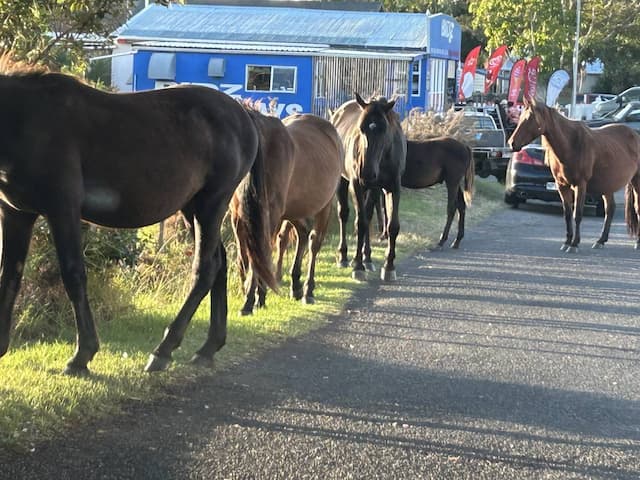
[571,0,582,119]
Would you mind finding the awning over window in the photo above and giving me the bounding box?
[208,58,225,77]
[148,52,176,80]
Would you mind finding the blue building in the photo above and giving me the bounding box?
[112,4,461,117]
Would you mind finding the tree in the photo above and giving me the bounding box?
[467,0,640,90]
[0,0,134,73]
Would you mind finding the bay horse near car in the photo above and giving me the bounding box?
[508,98,640,251]
[0,64,276,375]
[331,94,407,281]
[231,112,343,314]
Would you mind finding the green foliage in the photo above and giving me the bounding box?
[0,0,134,73]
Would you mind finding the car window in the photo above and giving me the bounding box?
[627,110,640,122]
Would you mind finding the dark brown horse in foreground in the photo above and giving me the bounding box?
[509,98,640,251]
[379,138,474,248]
[0,69,275,374]
[332,94,407,281]
[231,113,343,314]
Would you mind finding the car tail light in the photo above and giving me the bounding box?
[495,150,503,158]
[512,150,544,166]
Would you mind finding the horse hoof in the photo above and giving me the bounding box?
[364,262,376,272]
[63,364,90,377]
[302,295,315,305]
[189,353,214,368]
[566,246,579,254]
[592,242,604,249]
[450,242,461,249]
[352,270,367,281]
[337,260,349,268]
[380,267,397,282]
[290,290,303,301]
[240,308,254,316]
[560,244,570,251]
[144,353,171,373]
[635,242,640,250]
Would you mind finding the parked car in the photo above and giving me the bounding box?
[504,138,604,214]
[564,93,615,119]
[592,86,640,119]
[586,101,640,132]
[458,106,512,182]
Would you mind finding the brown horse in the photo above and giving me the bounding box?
[508,98,640,251]
[397,138,474,248]
[331,93,407,281]
[0,68,275,375]
[231,113,343,314]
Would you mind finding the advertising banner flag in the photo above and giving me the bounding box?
[545,69,570,106]
[523,56,541,101]
[484,45,508,94]
[458,45,481,100]
[507,59,526,103]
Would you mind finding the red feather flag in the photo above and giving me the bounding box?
[484,45,508,94]
[523,56,542,101]
[507,59,526,103]
[458,45,481,100]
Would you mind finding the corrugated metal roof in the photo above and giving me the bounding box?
[117,4,429,50]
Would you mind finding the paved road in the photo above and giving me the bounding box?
[3,201,640,479]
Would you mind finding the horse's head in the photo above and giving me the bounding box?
[508,97,546,151]
[352,92,396,187]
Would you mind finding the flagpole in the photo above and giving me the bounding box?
[571,0,581,118]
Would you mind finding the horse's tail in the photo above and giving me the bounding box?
[463,145,475,206]
[625,182,639,238]
[233,135,278,292]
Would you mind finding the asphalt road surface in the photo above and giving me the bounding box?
[3,200,640,479]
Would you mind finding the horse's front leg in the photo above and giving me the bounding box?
[351,179,368,281]
[47,209,99,375]
[362,188,379,272]
[336,177,350,268]
[557,185,574,251]
[593,193,615,249]
[381,185,401,282]
[0,207,37,359]
[568,183,587,252]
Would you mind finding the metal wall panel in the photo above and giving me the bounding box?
[312,56,409,118]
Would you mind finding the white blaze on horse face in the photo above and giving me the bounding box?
[369,122,377,131]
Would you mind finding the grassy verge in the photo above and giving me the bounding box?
[0,179,504,452]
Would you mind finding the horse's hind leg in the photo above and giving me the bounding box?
[191,241,228,367]
[437,181,458,249]
[593,193,615,249]
[146,203,226,372]
[336,177,350,268]
[47,209,99,375]
[275,220,293,283]
[0,207,37,359]
[289,220,309,301]
[451,187,466,249]
[303,202,332,304]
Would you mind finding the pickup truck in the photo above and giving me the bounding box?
[458,106,512,182]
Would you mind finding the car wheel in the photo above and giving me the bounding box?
[504,192,522,207]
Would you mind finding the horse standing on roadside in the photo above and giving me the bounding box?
[0,66,276,375]
[331,93,407,281]
[508,98,640,251]
[393,138,475,249]
[231,113,343,314]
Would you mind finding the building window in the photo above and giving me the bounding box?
[411,61,421,96]
[246,65,296,92]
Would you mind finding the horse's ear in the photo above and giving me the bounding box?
[523,96,532,109]
[383,100,396,113]
[355,92,368,109]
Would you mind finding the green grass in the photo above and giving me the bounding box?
[0,179,504,452]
